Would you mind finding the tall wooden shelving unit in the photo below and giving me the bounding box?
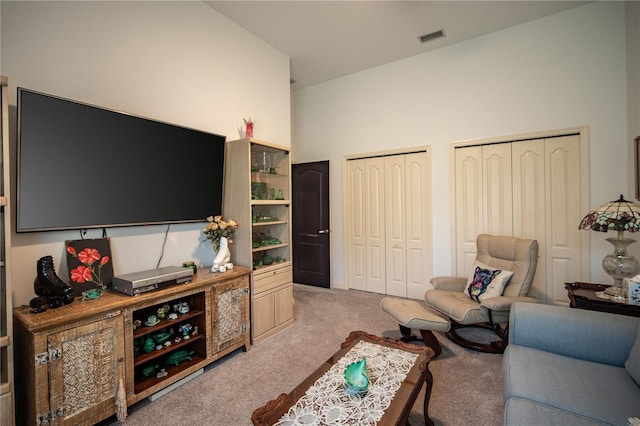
[0,76,14,425]
[224,138,294,342]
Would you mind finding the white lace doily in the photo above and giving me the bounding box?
[275,340,419,426]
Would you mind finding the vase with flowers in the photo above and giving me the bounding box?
[203,215,238,272]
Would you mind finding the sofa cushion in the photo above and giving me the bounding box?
[504,344,640,425]
[464,261,514,302]
[626,325,640,386]
[504,397,609,425]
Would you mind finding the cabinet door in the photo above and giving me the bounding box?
[47,314,125,425]
[213,280,250,353]
[274,286,293,326]
[253,293,275,338]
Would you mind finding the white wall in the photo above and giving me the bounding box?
[2,1,291,306]
[293,2,633,289]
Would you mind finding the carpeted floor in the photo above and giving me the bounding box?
[111,285,503,425]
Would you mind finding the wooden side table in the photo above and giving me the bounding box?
[565,282,640,317]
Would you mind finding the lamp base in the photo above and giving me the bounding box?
[603,285,626,300]
[602,237,639,301]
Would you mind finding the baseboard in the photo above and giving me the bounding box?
[147,368,204,402]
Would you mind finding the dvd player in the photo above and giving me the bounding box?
[112,266,194,296]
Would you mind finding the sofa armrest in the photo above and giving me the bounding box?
[508,302,639,366]
[430,276,467,291]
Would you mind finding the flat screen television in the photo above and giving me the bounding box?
[17,87,226,232]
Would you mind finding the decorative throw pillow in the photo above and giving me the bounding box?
[464,261,514,302]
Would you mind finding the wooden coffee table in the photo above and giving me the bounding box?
[252,330,435,426]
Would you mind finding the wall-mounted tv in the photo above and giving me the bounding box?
[17,87,226,232]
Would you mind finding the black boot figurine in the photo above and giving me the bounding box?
[33,255,74,308]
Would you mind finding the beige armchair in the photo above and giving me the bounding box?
[424,233,538,353]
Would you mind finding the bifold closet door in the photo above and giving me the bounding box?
[455,144,512,277]
[348,153,430,298]
[385,153,430,299]
[455,135,583,305]
[347,158,386,294]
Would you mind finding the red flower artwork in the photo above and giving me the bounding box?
[67,245,110,289]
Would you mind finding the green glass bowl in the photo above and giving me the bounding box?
[344,358,369,396]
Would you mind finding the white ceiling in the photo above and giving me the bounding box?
[205,1,588,90]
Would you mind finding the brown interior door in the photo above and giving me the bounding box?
[292,161,330,288]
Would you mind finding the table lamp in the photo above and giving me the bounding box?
[579,194,640,299]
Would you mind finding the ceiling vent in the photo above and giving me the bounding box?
[419,29,446,44]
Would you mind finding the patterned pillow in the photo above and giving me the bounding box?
[464,261,514,302]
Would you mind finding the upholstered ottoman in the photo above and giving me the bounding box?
[381,297,450,356]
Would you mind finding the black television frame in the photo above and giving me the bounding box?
[17,87,227,233]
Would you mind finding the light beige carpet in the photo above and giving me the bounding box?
[109,285,503,425]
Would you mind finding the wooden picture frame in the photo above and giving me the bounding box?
[636,136,640,201]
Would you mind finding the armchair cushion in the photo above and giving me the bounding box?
[464,260,514,302]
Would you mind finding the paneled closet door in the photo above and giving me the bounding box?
[482,144,512,237]
[544,135,582,305]
[455,144,512,277]
[455,134,583,305]
[348,152,431,298]
[512,141,546,302]
[455,146,483,275]
[365,157,386,294]
[346,158,386,294]
[347,159,367,291]
[403,153,431,300]
[384,153,430,298]
[385,155,407,297]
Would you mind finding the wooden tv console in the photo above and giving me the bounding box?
[13,267,251,426]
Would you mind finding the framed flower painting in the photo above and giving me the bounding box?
[65,238,114,294]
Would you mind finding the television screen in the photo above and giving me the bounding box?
[17,87,226,232]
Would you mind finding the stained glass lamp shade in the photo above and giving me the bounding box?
[578,195,640,299]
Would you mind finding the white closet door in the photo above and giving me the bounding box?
[385,155,406,297]
[482,144,513,237]
[512,141,546,301]
[455,146,483,276]
[365,157,386,294]
[404,153,431,299]
[455,135,584,305]
[545,135,582,305]
[347,159,367,291]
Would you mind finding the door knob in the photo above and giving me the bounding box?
[318,229,330,234]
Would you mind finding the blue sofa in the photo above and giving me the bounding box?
[503,302,640,425]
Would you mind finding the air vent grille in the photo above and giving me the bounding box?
[419,29,445,43]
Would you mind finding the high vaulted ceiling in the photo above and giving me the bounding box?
[206,1,588,90]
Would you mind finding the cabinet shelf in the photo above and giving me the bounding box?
[134,354,206,394]
[132,309,203,339]
[252,171,287,179]
[252,243,288,253]
[251,200,290,206]
[134,334,205,367]
[252,220,288,226]
[253,260,291,274]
